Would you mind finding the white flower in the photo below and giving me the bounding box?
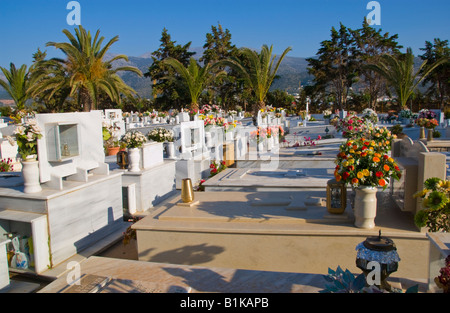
[14,125,25,135]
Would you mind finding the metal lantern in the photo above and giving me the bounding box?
[356,230,400,292]
[116,150,129,169]
[326,178,347,214]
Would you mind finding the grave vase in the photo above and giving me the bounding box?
[354,186,377,229]
[427,128,434,141]
[21,157,42,194]
[128,148,141,172]
[419,127,426,139]
[166,142,175,159]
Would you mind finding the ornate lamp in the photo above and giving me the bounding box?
[116,150,129,169]
[326,178,347,214]
[356,230,400,292]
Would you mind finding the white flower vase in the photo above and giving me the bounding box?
[354,186,377,229]
[167,142,175,159]
[21,157,42,194]
[128,148,141,172]
[151,118,157,124]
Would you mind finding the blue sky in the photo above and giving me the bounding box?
[0,0,449,68]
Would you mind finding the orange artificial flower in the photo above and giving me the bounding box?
[383,164,390,171]
[373,156,380,162]
[379,179,386,187]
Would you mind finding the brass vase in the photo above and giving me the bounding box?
[181,178,194,203]
[419,127,426,139]
[427,128,434,141]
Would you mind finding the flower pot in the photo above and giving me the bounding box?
[21,158,42,194]
[107,146,120,156]
[354,186,377,229]
[419,127,426,139]
[166,142,175,159]
[128,148,141,172]
[427,128,434,141]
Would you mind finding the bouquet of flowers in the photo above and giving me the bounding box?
[0,158,14,172]
[435,255,450,293]
[399,109,413,119]
[147,127,174,143]
[366,126,396,154]
[334,137,402,189]
[418,109,437,120]
[323,109,332,119]
[209,160,227,177]
[335,113,366,139]
[8,119,43,159]
[413,177,450,232]
[361,108,378,125]
[203,115,217,128]
[120,130,147,148]
[250,126,267,143]
[425,118,439,129]
[416,117,439,129]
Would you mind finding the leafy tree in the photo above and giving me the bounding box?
[223,44,291,124]
[145,28,195,110]
[351,19,403,110]
[307,23,357,111]
[36,25,142,112]
[367,47,447,109]
[200,24,241,110]
[163,57,226,111]
[419,38,450,110]
[28,49,75,113]
[266,89,295,108]
[0,62,36,110]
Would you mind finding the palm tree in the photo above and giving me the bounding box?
[163,57,226,111]
[36,25,142,111]
[221,44,291,124]
[367,47,446,109]
[0,63,36,110]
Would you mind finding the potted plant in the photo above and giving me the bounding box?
[102,123,121,156]
[323,109,332,124]
[147,127,175,158]
[120,130,147,172]
[334,135,402,228]
[7,119,43,193]
[413,177,450,232]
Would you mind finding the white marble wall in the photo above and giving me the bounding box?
[0,239,10,290]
